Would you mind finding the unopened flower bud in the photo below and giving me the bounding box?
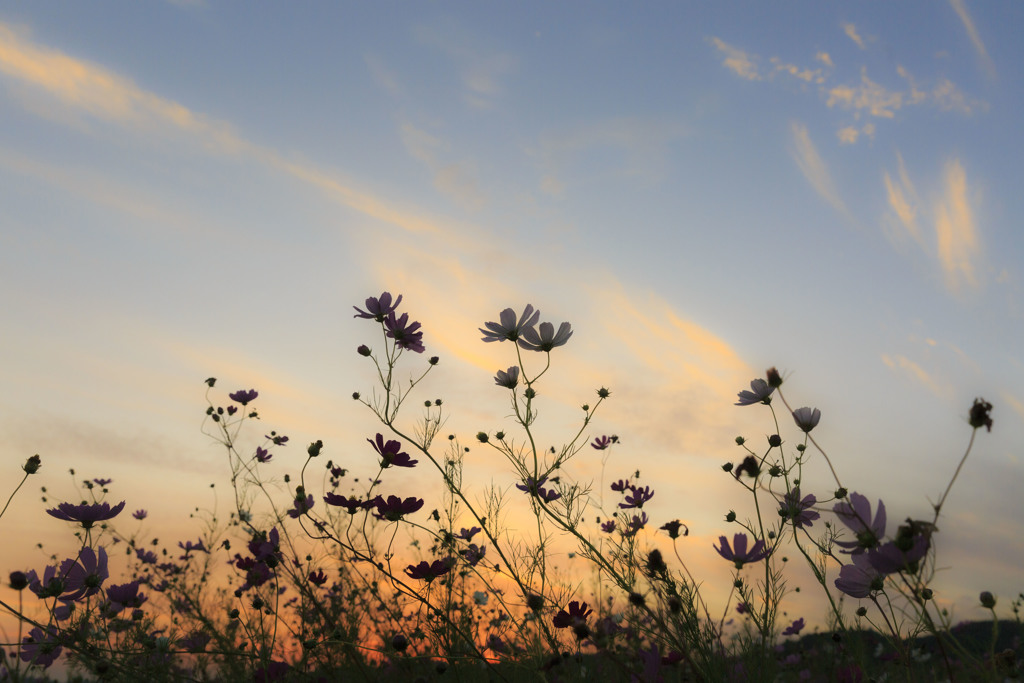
[768,465,782,477]
[23,454,41,475]
[352,392,360,400]
[597,387,611,398]
[307,440,323,458]
[8,571,28,591]
[524,388,536,399]
[428,356,439,365]
[722,462,734,473]
[856,606,867,617]
[392,634,408,651]
[476,432,489,443]
[768,434,782,448]
[735,436,745,445]
[835,487,848,499]
[725,510,736,523]
[980,591,996,609]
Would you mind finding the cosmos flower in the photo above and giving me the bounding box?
[404,558,453,582]
[783,618,806,636]
[384,312,425,353]
[460,544,486,566]
[323,493,373,514]
[660,520,688,539]
[287,493,315,519]
[373,495,425,522]
[591,435,612,450]
[255,447,272,463]
[515,476,561,502]
[353,292,402,322]
[368,434,417,468]
[792,407,821,432]
[229,389,258,406]
[735,379,774,406]
[622,512,649,538]
[60,547,109,601]
[518,321,573,352]
[47,501,125,528]
[20,626,63,668]
[601,520,616,533]
[479,305,540,343]
[132,509,147,520]
[834,552,884,598]
[106,580,147,612]
[780,488,820,528]
[494,366,520,389]
[308,569,328,586]
[619,485,655,509]
[552,601,593,629]
[714,533,771,568]
[833,493,886,555]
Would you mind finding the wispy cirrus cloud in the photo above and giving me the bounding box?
[710,27,986,143]
[881,353,952,398]
[400,123,487,210]
[883,155,983,294]
[949,0,996,79]
[0,21,449,237]
[412,19,517,109]
[789,122,851,219]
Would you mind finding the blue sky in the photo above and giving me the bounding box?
[1,2,1021,627]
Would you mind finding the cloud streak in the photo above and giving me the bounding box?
[948,0,996,79]
[789,122,851,219]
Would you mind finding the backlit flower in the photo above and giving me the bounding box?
[834,552,884,598]
[552,601,593,629]
[229,389,258,406]
[780,488,820,528]
[404,558,453,582]
[591,435,612,450]
[518,321,573,352]
[714,533,771,568]
[735,379,774,406]
[47,501,125,529]
[792,407,821,432]
[373,495,424,522]
[619,485,654,509]
[515,476,560,502]
[494,366,520,389]
[60,547,109,601]
[368,434,417,468]
[384,312,425,353]
[480,305,540,343]
[833,493,886,555]
[353,292,402,322]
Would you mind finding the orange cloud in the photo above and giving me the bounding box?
[709,37,761,80]
[948,0,996,80]
[790,122,851,219]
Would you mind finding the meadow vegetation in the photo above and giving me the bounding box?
[1,292,1020,682]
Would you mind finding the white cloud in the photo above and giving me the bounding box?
[843,23,867,50]
[934,160,980,292]
[790,122,850,218]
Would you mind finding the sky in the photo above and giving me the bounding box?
[1,1,1022,633]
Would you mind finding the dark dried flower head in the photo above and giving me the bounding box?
[969,398,993,432]
[646,549,667,575]
[23,454,41,475]
[766,367,783,388]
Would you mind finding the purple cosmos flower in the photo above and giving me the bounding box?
[47,501,125,528]
[136,549,157,565]
[591,435,612,450]
[735,379,774,406]
[494,366,520,389]
[833,493,886,554]
[255,447,272,463]
[26,565,63,599]
[308,569,328,586]
[515,476,561,502]
[867,536,930,575]
[368,434,417,468]
[783,617,806,636]
[373,495,425,522]
[353,292,403,322]
[619,485,654,509]
[780,488,820,528]
[792,407,821,432]
[20,626,63,668]
[323,493,373,514]
[178,539,209,560]
[404,558,453,582]
[106,581,146,612]
[714,533,771,568]
[601,520,616,533]
[834,552,884,598]
[384,312,425,353]
[518,321,573,352]
[266,433,289,445]
[287,493,314,519]
[179,630,212,653]
[60,547,109,601]
[552,601,593,629]
[480,305,541,343]
[460,544,486,566]
[132,509,147,520]
[457,526,481,541]
[622,512,649,538]
[92,478,112,486]
[610,479,631,492]
[229,389,258,406]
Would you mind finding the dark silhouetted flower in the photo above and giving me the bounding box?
[619,485,654,509]
[969,398,993,432]
[591,435,612,450]
[515,476,560,502]
[9,571,29,591]
[136,549,157,565]
[20,626,63,668]
[783,618,805,636]
[610,479,630,492]
[735,379,774,406]
[354,292,402,322]
[494,366,520,389]
[622,512,649,537]
[287,493,314,519]
[308,569,328,586]
[835,552,884,598]
[714,533,771,568]
[792,407,821,432]
[384,312,425,353]
[780,488,820,528]
[373,495,424,521]
[979,591,996,608]
[867,537,929,575]
[734,455,760,480]
[179,630,211,653]
[254,447,272,463]
[461,544,486,566]
[229,389,258,406]
[480,305,540,343]
[61,547,109,601]
[368,434,417,468]
[266,433,289,445]
[600,520,615,533]
[552,601,593,629]
[404,558,453,582]
[519,321,573,352]
[323,493,373,514]
[833,493,886,554]
[177,539,208,560]
[106,581,146,612]
[92,478,112,486]
[23,454,41,475]
[660,520,688,538]
[132,509,147,520]
[47,501,125,528]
